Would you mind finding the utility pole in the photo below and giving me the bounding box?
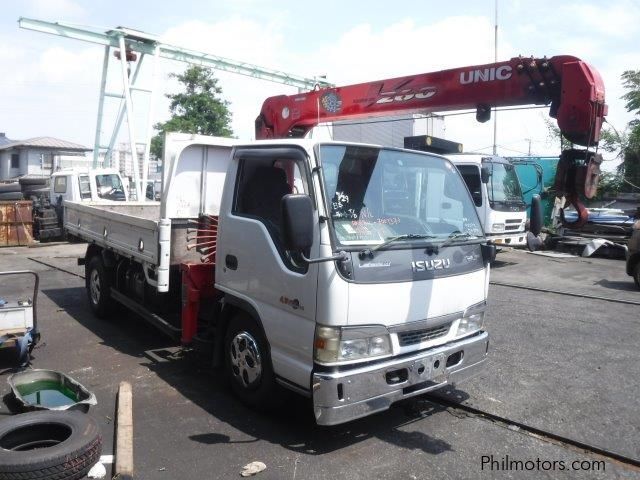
[492,0,498,155]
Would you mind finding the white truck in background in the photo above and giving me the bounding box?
[65,133,493,425]
[35,168,129,240]
[446,155,528,247]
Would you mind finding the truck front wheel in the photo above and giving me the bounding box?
[224,314,278,408]
[86,256,113,318]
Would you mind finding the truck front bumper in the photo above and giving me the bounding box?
[489,233,526,246]
[312,331,489,426]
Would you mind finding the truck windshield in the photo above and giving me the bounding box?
[95,174,126,201]
[320,145,484,247]
[487,162,522,204]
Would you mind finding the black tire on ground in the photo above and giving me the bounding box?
[0,183,21,193]
[85,255,113,318]
[21,186,49,196]
[18,177,49,187]
[0,192,24,201]
[224,313,280,409]
[634,263,640,290]
[0,410,102,480]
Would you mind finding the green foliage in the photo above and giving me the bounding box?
[151,66,233,159]
[591,171,623,201]
[618,70,640,192]
[621,70,640,115]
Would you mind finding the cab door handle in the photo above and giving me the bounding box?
[225,255,238,270]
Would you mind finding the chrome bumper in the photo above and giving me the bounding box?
[312,331,489,426]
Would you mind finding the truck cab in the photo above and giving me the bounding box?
[50,168,129,205]
[447,154,527,247]
[215,139,491,424]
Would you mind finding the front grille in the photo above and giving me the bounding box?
[398,323,451,347]
[506,218,522,224]
[505,224,520,231]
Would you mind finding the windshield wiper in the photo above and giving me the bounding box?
[439,231,483,249]
[359,233,437,258]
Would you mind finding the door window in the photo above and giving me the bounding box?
[456,165,483,207]
[53,176,67,193]
[78,175,92,199]
[233,151,310,271]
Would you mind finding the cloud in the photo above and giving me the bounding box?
[2,5,636,159]
[560,1,640,38]
[24,0,86,20]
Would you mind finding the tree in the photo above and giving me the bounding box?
[151,66,233,159]
[618,70,640,192]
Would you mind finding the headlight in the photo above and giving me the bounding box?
[314,325,392,364]
[491,223,505,232]
[455,311,485,338]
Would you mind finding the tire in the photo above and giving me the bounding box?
[634,263,640,290]
[224,313,279,409]
[0,410,102,480]
[0,192,24,201]
[85,255,113,318]
[18,177,49,187]
[0,183,21,194]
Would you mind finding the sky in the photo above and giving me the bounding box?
[1,0,639,168]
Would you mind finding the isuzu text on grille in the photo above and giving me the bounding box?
[411,259,451,272]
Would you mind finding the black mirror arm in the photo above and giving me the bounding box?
[301,250,349,264]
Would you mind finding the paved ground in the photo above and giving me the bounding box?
[0,244,639,479]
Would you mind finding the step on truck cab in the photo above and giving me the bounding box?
[68,133,493,425]
[447,154,528,247]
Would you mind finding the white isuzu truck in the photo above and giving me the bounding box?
[66,133,493,425]
[446,155,528,247]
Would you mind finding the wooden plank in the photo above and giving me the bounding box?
[114,381,134,479]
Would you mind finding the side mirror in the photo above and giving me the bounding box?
[480,166,491,184]
[481,242,497,265]
[282,194,314,252]
[529,194,543,236]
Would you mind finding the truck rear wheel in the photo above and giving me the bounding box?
[224,313,279,408]
[86,256,113,318]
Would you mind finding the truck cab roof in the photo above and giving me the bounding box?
[444,153,511,165]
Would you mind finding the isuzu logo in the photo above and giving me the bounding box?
[411,259,451,272]
[460,66,512,84]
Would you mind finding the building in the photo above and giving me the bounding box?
[330,114,446,148]
[99,143,162,183]
[0,133,92,181]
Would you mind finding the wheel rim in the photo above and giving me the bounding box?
[229,332,262,388]
[89,269,101,305]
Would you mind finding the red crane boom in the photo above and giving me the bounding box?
[255,55,608,227]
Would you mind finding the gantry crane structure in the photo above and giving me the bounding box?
[18,17,331,200]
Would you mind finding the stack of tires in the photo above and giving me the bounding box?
[34,207,62,241]
[0,183,22,201]
[19,177,50,201]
